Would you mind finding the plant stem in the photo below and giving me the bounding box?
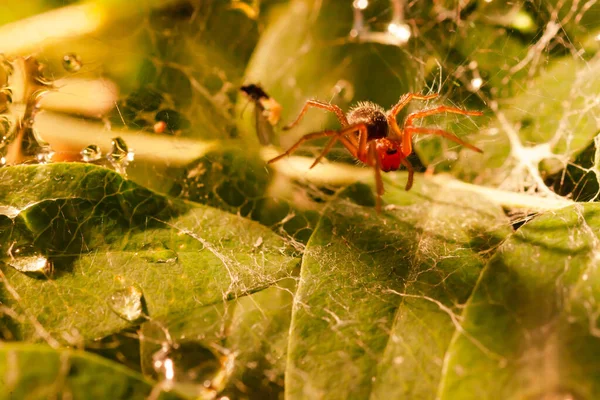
[260,148,574,212]
[0,0,183,56]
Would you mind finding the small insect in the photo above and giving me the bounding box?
[267,93,483,212]
[240,84,282,145]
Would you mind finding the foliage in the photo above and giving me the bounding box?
[1,0,600,398]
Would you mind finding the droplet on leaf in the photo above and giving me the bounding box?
[107,136,134,175]
[5,245,53,277]
[151,341,235,398]
[22,125,54,164]
[108,284,144,322]
[80,144,102,162]
[62,53,82,72]
[35,145,55,164]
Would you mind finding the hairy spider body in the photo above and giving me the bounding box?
[347,102,389,140]
[268,93,483,212]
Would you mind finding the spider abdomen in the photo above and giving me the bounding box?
[375,138,403,172]
[347,102,389,140]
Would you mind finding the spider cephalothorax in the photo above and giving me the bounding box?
[268,93,483,211]
[347,102,388,140]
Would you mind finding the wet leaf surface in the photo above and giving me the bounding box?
[0,343,182,400]
[285,176,511,399]
[439,204,600,400]
[0,163,298,341]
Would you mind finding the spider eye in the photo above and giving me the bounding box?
[386,148,398,155]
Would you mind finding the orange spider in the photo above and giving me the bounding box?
[267,93,483,211]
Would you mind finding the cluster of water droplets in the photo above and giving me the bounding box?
[0,56,56,165]
[0,53,135,176]
[79,136,135,176]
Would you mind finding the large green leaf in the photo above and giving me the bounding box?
[456,55,600,185]
[439,203,600,399]
[284,175,511,399]
[0,163,298,341]
[0,342,181,400]
[139,278,296,399]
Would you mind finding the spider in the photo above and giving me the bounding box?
[267,93,483,211]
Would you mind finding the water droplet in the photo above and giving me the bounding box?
[469,76,483,92]
[353,0,368,10]
[107,137,134,175]
[80,144,102,162]
[152,342,235,398]
[62,53,82,73]
[4,245,53,277]
[393,356,404,365]
[35,145,55,164]
[22,126,54,164]
[331,80,355,103]
[108,284,144,322]
[387,22,411,44]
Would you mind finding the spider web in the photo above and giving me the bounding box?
[0,0,600,399]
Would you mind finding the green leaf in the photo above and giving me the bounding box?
[140,278,296,399]
[0,343,180,400]
[285,176,511,399]
[438,203,600,399]
[456,55,600,184]
[0,163,298,341]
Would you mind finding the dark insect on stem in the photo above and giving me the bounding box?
[240,84,282,145]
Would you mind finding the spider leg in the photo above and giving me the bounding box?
[405,106,483,126]
[309,137,338,169]
[406,127,483,153]
[400,158,414,191]
[267,130,339,164]
[368,143,384,213]
[401,106,483,155]
[388,93,439,117]
[309,124,365,169]
[357,123,369,161]
[283,100,349,130]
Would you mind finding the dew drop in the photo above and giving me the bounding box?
[387,22,411,44]
[4,245,53,278]
[108,284,144,322]
[353,0,368,10]
[62,53,82,73]
[331,80,355,103]
[107,136,134,175]
[80,144,102,162]
[152,342,235,398]
[470,77,483,91]
[35,145,55,164]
